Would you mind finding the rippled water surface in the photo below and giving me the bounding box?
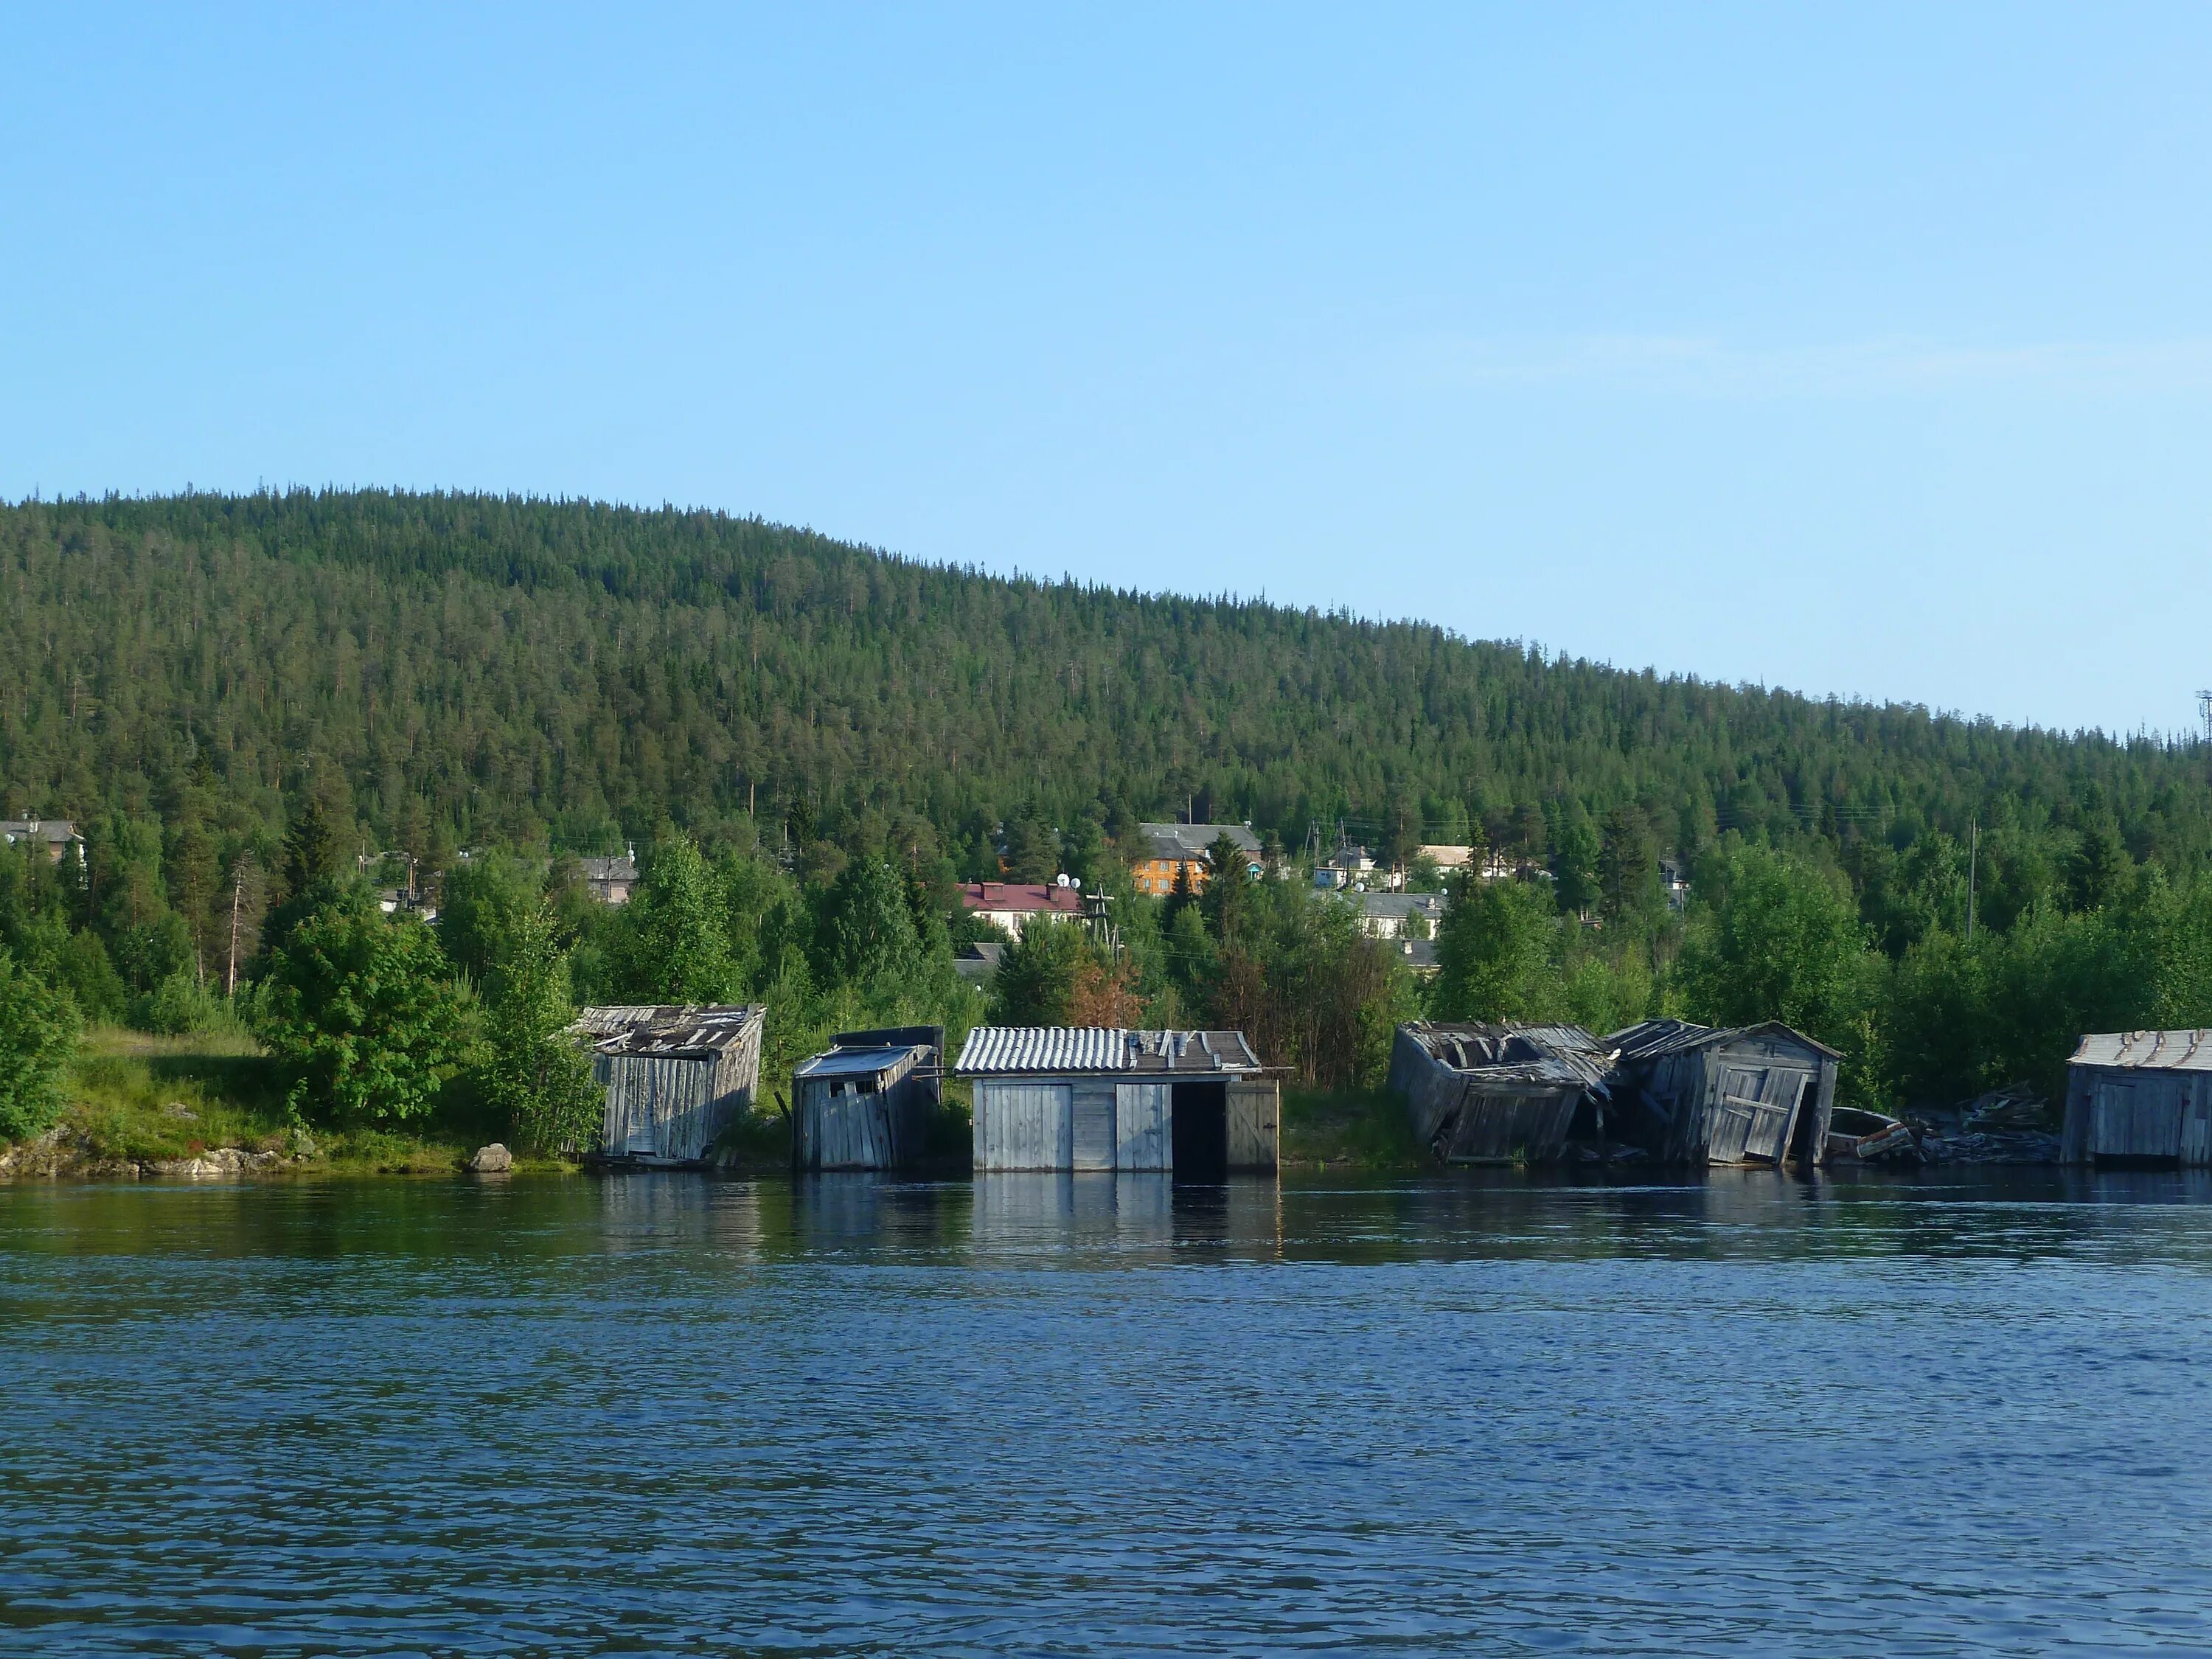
[5,1169,2212,1655]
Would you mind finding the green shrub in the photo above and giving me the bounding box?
[0,951,80,1143]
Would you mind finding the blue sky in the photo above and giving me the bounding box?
[4,6,2208,735]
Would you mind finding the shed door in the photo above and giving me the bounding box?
[976,1082,1073,1170]
[2093,1077,2180,1161]
[1711,1065,1808,1164]
[1116,1083,1172,1171]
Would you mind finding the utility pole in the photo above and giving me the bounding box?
[1966,818,1978,944]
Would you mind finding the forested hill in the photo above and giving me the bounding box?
[2,489,2205,872]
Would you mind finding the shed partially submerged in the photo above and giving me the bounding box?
[1606,1018,1838,1166]
[1388,1022,1615,1164]
[2062,1030,2212,1165]
[955,1027,1279,1178]
[577,1004,766,1166]
[794,1026,942,1171]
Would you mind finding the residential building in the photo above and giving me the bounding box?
[580,849,639,905]
[0,819,80,863]
[1133,823,1263,897]
[959,880,1084,937]
[1353,889,1446,939]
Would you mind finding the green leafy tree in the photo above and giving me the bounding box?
[1678,844,1884,1098]
[0,950,80,1143]
[814,858,922,995]
[613,835,737,1002]
[437,852,541,987]
[255,888,471,1122]
[1433,874,1559,1023]
[989,922,1091,1025]
[479,902,601,1154]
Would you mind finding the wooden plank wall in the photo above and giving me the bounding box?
[1116,1082,1172,1171]
[1072,1080,1117,1171]
[1227,1079,1279,1170]
[1445,1084,1579,1164]
[974,1081,1074,1171]
[1388,1032,1460,1152]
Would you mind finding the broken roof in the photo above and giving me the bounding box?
[956,1026,1264,1076]
[2072,1030,2212,1072]
[573,1004,764,1057]
[1400,1022,1615,1093]
[1607,1017,1842,1062]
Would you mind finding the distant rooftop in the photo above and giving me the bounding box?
[1138,823,1262,862]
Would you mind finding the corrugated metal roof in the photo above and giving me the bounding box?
[1607,1018,1842,1062]
[955,1027,1263,1076]
[2072,1030,2212,1072]
[795,1043,925,1079]
[574,1004,764,1057]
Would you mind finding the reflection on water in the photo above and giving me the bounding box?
[4,1167,2212,1655]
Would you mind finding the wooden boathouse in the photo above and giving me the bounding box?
[955,1026,1279,1178]
[1388,1022,1615,1165]
[793,1026,942,1171]
[1605,1019,1838,1166]
[2062,1030,2212,1165]
[574,1004,766,1166]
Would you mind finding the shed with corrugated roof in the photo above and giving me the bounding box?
[1606,1018,1837,1167]
[2062,1030,2212,1165]
[953,1026,1278,1178]
[794,1026,942,1171]
[576,1004,766,1165]
[1388,1022,1615,1165]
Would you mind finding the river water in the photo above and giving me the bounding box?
[3,1168,2211,1656]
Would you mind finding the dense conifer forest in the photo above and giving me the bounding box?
[4,489,2208,869]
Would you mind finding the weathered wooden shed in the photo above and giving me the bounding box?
[955,1026,1279,1178]
[1388,1022,1615,1165]
[575,1004,766,1166]
[793,1026,942,1171]
[2062,1030,2212,1165]
[1606,1018,1838,1166]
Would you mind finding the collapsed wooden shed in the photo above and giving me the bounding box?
[1388,1022,1615,1165]
[955,1027,1279,1177]
[1606,1018,1837,1166]
[2062,1030,2212,1165]
[793,1026,942,1171]
[575,1004,766,1166]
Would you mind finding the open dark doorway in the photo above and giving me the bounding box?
[1170,1081,1228,1183]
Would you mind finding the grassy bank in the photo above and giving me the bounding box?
[1279,1088,1425,1172]
[30,1028,571,1175]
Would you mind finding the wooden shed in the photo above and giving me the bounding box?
[2062,1030,2212,1165]
[954,1026,1279,1178]
[793,1026,942,1171]
[1388,1022,1615,1165]
[575,1004,766,1166]
[1606,1018,1838,1167]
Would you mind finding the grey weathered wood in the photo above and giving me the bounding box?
[1116,1082,1172,1171]
[975,1082,1074,1172]
[1227,1078,1279,1170]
